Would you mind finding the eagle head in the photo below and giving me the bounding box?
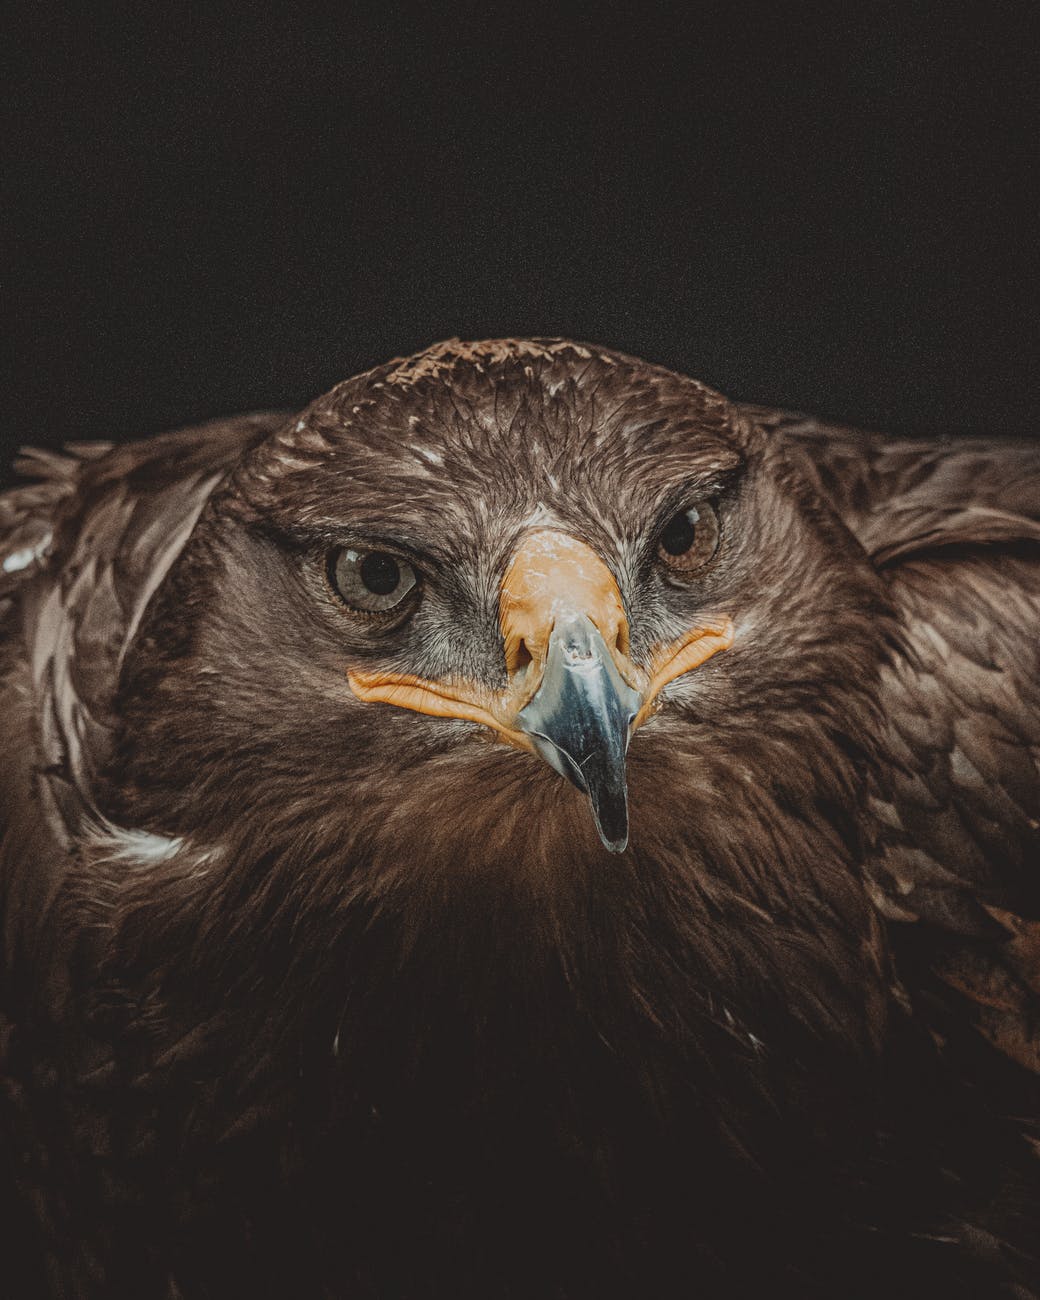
[107,338,890,1067]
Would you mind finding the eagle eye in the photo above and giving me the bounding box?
[656,502,720,574]
[327,546,418,613]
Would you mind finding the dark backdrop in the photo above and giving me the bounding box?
[5,4,1039,481]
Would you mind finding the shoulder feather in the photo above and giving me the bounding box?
[0,411,286,1005]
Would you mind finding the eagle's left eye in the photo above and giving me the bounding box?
[327,547,418,614]
[656,502,721,574]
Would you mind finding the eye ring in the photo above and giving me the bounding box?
[326,546,420,615]
[655,501,721,576]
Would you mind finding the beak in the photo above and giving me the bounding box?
[348,529,733,852]
[515,613,641,852]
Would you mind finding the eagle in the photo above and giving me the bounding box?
[1,337,1038,1298]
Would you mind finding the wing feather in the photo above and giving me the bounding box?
[0,412,286,1009]
[757,405,1040,1074]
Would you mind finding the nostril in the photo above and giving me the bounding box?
[506,636,533,675]
[599,616,630,659]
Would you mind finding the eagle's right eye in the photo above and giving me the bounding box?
[327,547,418,614]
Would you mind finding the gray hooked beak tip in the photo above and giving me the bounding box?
[516,615,642,853]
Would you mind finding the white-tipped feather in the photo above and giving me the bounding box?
[2,531,52,573]
[85,820,221,872]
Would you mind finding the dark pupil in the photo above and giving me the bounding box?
[360,551,401,595]
[661,510,697,556]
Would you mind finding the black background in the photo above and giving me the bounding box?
[5,4,1039,481]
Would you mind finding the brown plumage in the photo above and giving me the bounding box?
[1,338,1038,1298]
